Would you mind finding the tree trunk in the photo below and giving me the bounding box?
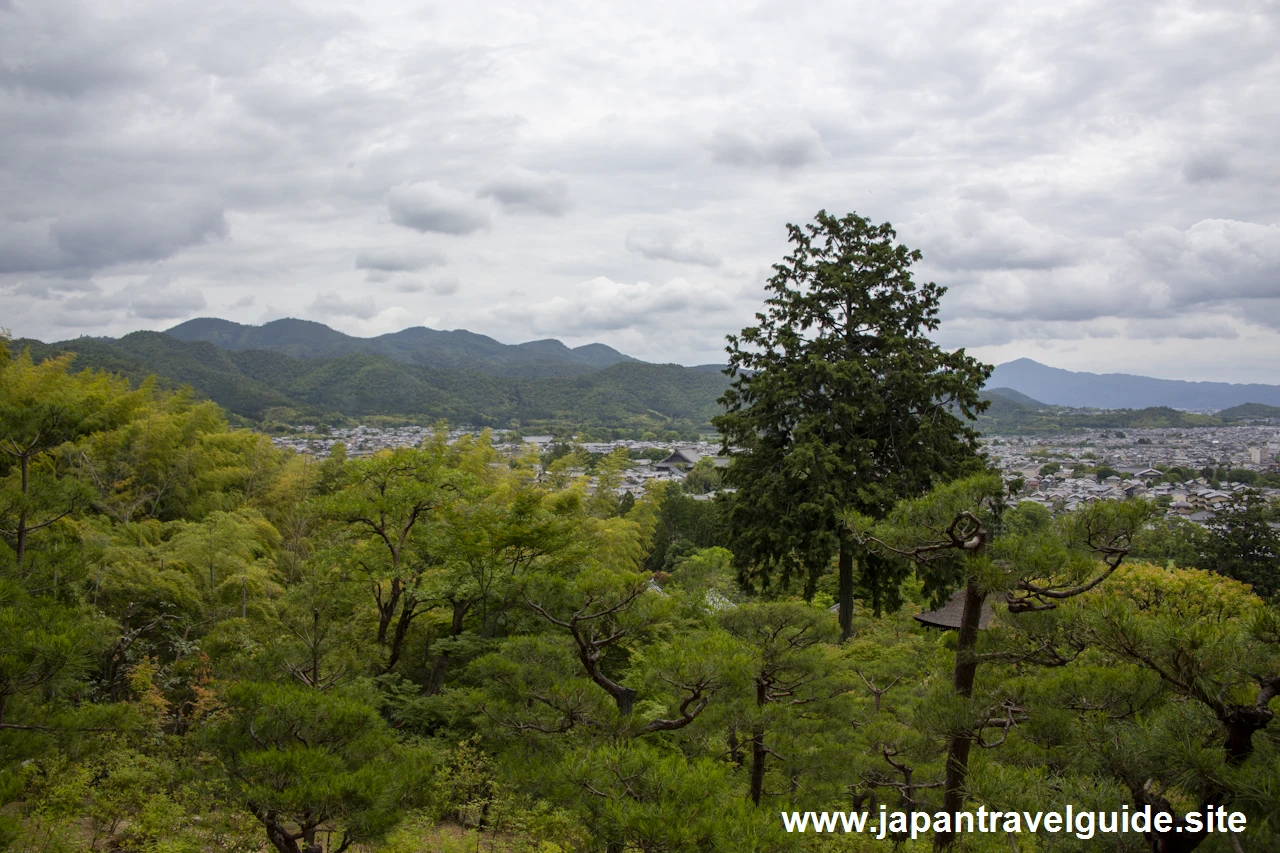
[934,575,985,851]
[309,608,322,690]
[749,677,769,805]
[1133,788,1214,853]
[614,686,637,717]
[749,724,767,806]
[250,803,304,853]
[375,577,402,646]
[838,540,854,642]
[574,640,637,716]
[425,598,471,693]
[384,592,421,673]
[15,454,29,570]
[728,728,742,769]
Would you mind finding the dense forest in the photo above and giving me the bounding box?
[3,211,1278,853]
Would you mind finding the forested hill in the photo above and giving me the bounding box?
[17,332,729,431]
[1217,402,1280,420]
[165,317,636,378]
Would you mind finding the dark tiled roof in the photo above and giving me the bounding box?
[913,589,994,631]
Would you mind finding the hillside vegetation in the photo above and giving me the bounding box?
[1217,402,1280,420]
[166,317,636,378]
[17,333,729,432]
[2,339,1276,853]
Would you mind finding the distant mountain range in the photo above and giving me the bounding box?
[14,319,1280,432]
[975,388,1256,432]
[988,358,1280,410]
[17,325,726,432]
[165,317,635,378]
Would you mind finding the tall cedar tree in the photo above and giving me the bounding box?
[714,211,990,637]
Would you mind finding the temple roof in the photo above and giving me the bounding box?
[913,588,995,631]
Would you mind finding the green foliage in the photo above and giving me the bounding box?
[681,456,723,495]
[1194,488,1280,598]
[713,210,990,624]
[0,579,104,727]
[202,681,415,853]
[4,317,1278,853]
[560,741,777,852]
[646,482,722,572]
[1064,562,1280,839]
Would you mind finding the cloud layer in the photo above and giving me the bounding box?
[1,0,1278,382]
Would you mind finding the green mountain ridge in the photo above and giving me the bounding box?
[982,386,1047,407]
[17,321,1278,435]
[1216,402,1280,420]
[165,317,636,378]
[18,332,728,431]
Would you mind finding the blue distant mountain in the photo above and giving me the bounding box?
[987,358,1280,411]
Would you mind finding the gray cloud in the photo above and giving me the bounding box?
[499,276,743,337]
[126,277,208,320]
[428,276,460,296]
[387,182,491,235]
[50,205,229,271]
[905,205,1078,272]
[0,0,1277,379]
[355,247,447,273]
[0,221,70,274]
[1123,219,1280,308]
[932,216,1280,350]
[1183,151,1232,184]
[709,123,826,168]
[4,277,99,299]
[49,291,123,328]
[479,168,570,216]
[310,290,378,320]
[391,276,457,295]
[0,208,228,275]
[625,230,721,267]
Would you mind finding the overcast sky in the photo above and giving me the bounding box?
[2,0,1278,382]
